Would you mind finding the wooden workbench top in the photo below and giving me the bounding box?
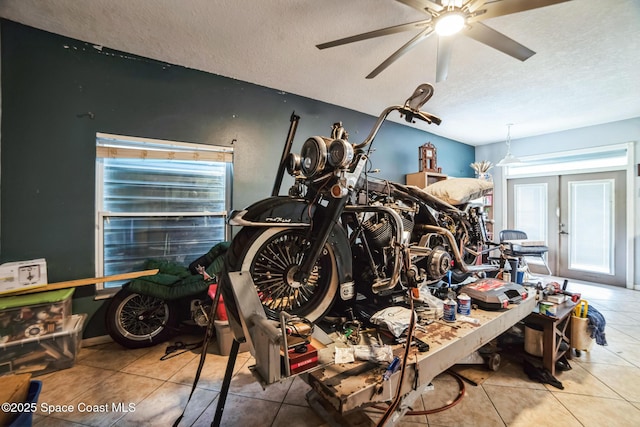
[305,294,537,415]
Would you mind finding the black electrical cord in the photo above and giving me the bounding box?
[285,317,314,339]
[160,340,203,361]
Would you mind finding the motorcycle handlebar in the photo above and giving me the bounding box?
[353,104,441,150]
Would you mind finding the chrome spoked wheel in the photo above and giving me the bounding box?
[229,227,338,322]
[106,288,177,348]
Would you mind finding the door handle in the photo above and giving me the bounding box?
[559,223,568,235]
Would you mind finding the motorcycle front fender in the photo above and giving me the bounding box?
[228,196,353,286]
[228,196,314,227]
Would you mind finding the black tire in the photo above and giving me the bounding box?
[105,287,178,348]
[223,227,339,323]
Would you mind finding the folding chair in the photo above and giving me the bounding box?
[499,229,552,275]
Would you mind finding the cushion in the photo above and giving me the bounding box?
[503,239,549,254]
[422,178,493,205]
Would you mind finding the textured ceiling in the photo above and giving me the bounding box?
[1,0,639,145]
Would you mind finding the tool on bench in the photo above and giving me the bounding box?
[413,337,430,352]
[561,279,581,303]
[342,308,362,345]
[397,336,430,352]
[438,320,460,329]
[372,356,401,397]
[413,354,422,390]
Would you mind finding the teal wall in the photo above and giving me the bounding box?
[0,20,474,338]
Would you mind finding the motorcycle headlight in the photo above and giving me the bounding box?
[300,136,328,177]
[328,139,354,168]
[286,153,301,176]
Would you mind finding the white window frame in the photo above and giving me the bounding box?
[95,133,233,296]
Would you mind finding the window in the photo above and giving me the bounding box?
[513,183,548,243]
[568,179,615,274]
[504,145,629,178]
[95,133,233,292]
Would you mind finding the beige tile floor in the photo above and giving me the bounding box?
[30,279,640,426]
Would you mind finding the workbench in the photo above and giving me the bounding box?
[302,293,537,426]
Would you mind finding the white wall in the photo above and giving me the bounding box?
[475,117,640,288]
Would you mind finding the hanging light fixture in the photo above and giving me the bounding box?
[496,124,521,167]
[435,0,466,36]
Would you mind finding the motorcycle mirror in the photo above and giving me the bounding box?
[404,83,435,111]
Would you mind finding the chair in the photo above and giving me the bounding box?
[499,229,552,275]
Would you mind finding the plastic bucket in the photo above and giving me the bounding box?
[524,323,543,357]
[9,380,42,427]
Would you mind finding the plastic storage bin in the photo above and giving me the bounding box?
[214,320,249,356]
[9,380,42,427]
[0,288,75,344]
[0,314,86,376]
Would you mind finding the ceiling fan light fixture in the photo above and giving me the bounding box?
[435,11,465,36]
[496,124,522,167]
[496,152,521,167]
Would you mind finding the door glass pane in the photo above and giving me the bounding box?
[514,183,548,242]
[568,180,614,274]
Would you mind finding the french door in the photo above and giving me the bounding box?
[507,171,626,286]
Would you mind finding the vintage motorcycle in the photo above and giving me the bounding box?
[221,84,495,324]
[105,242,229,348]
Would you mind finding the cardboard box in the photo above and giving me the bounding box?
[0,259,47,295]
[545,294,566,304]
[0,314,85,377]
[0,288,74,344]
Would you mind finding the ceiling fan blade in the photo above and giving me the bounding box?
[317,20,431,49]
[465,0,490,13]
[468,0,572,23]
[435,36,454,82]
[464,22,535,61]
[366,26,435,79]
[395,0,443,13]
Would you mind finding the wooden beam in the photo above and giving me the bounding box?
[2,269,159,296]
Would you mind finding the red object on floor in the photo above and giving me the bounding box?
[208,284,228,321]
[288,344,318,374]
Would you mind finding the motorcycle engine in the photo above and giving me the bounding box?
[361,196,417,246]
[190,300,211,327]
[362,211,415,250]
[412,233,452,284]
[425,245,452,278]
[362,215,393,248]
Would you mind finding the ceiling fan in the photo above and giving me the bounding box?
[317,0,571,82]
